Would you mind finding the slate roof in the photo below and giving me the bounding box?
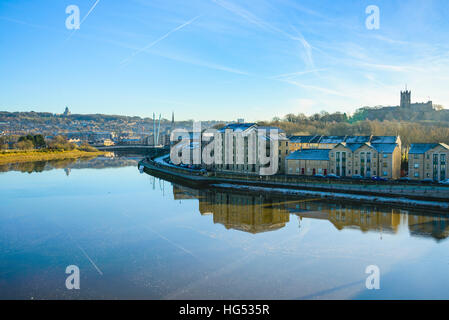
[409,143,441,154]
[218,123,256,133]
[345,143,366,152]
[344,136,371,144]
[319,136,346,144]
[288,135,321,143]
[371,143,398,154]
[371,136,398,144]
[286,149,331,161]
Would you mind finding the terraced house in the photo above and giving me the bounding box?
[213,123,289,175]
[329,140,401,179]
[408,143,449,181]
[286,135,402,179]
[286,149,331,176]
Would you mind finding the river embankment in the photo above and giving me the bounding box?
[140,155,449,212]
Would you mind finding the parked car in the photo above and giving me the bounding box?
[351,174,363,179]
[326,174,340,179]
[371,176,387,181]
[314,174,326,178]
[439,179,449,185]
[398,177,411,182]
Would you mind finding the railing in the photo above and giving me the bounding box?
[142,156,449,200]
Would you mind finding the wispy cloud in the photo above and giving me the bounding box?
[143,48,250,75]
[212,0,273,32]
[0,16,54,32]
[212,0,316,70]
[120,15,201,66]
[278,78,351,98]
[288,25,315,69]
[62,28,250,76]
[270,68,326,79]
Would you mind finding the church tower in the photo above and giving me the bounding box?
[400,89,411,108]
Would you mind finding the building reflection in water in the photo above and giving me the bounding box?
[172,184,449,241]
[173,185,290,234]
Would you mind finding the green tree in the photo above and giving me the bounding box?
[33,134,46,148]
[15,140,34,150]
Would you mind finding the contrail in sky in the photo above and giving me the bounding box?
[65,0,100,42]
[120,15,201,66]
[80,0,101,26]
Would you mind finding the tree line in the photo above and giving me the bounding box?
[0,134,98,152]
[258,111,449,147]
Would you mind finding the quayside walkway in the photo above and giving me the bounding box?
[139,154,449,212]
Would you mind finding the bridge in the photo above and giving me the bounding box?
[95,145,169,155]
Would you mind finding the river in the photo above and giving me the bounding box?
[1,155,449,299]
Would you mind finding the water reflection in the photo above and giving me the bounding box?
[172,184,449,241]
[0,154,138,174]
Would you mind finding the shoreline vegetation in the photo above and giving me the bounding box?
[0,149,107,165]
[0,134,107,165]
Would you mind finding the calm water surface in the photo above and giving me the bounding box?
[1,155,449,299]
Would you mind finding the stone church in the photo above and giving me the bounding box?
[399,89,433,112]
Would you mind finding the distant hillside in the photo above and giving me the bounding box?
[351,106,449,122]
[0,111,156,122]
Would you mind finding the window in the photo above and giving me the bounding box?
[433,154,439,181]
[383,154,388,158]
[414,154,419,159]
[415,172,419,177]
[383,171,388,176]
[414,163,419,169]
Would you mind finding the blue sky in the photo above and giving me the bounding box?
[1,0,449,121]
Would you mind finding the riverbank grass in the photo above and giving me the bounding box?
[0,149,107,165]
